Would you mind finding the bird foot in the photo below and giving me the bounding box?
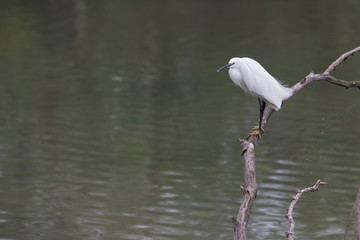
[247,126,264,139]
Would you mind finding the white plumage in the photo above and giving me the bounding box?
[218,57,293,110]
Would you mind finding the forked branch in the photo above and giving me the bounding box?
[285,180,328,240]
[234,46,360,240]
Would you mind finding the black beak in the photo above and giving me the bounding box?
[217,62,235,72]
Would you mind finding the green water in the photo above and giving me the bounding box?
[0,1,359,239]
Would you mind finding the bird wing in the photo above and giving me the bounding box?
[241,58,292,110]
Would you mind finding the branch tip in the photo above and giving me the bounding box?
[325,45,360,73]
[286,180,328,240]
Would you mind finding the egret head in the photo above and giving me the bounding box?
[217,57,241,72]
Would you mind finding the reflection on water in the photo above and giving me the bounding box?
[0,1,360,240]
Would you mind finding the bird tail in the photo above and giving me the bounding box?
[276,86,293,110]
[264,85,293,111]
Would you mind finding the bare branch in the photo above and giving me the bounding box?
[244,47,360,146]
[233,139,257,240]
[233,46,359,240]
[291,46,360,96]
[321,75,360,89]
[344,187,360,240]
[343,204,354,240]
[324,46,360,74]
[285,180,328,240]
[355,187,360,240]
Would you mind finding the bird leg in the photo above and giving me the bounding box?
[248,97,265,138]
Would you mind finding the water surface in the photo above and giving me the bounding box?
[0,1,359,240]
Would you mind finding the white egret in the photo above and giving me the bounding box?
[217,57,293,137]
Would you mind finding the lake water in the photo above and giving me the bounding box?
[0,1,359,240]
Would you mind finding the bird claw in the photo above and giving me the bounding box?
[247,130,262,139]
[247,126,264,139]
[251,126,264,132]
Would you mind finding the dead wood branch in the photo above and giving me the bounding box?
[246,46,360,144]
[233,139,257,240]
[344,187,360,240]
[233,46,359,240]
[325,46,360,74]
[285,180,328,240]
[355,187,360,240]
[343,205,354,240]
[292,46,360,94]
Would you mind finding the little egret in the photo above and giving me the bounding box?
[217,57,293,137]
